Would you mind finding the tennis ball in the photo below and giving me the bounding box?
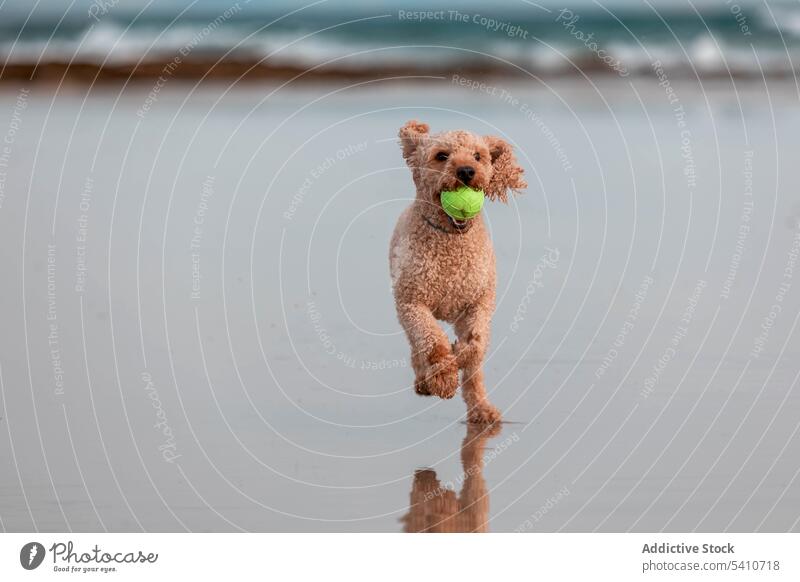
[440,187,485,221]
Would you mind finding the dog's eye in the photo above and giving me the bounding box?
[474,152,481,161]
[435,152,449,162]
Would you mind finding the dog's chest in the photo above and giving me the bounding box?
[391,230,494,316]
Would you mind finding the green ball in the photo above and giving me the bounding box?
[440,187,485,220]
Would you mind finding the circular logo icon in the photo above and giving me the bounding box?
[20,542,45,570]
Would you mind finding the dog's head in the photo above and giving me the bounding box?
[398,120,526,231]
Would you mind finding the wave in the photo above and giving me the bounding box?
[2,7,800,80]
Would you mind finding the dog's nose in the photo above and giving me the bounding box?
[456,166,475,183]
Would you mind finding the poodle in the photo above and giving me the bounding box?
[401,423,501,532]
[390,120,526,424]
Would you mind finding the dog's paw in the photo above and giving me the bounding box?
[468,403,502,425]
[466,421,503,440]
[424,357,459,399]
[414,378,432,396]
[424,344,459,399]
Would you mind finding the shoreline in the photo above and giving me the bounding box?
[2,58,797,85]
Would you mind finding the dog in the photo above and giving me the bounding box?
[401,423,501,532]
[390,120,526,424]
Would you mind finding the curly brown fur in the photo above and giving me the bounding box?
[390,120,526,424]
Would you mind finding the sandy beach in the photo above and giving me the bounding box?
[0,74,799,531]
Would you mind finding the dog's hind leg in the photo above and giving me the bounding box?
[396,303,459,399]
[454,293,501,424]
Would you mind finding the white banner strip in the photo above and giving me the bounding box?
[1,533,798,581]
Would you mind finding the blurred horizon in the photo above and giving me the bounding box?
[1,0,799,81]
[0,0,776,17]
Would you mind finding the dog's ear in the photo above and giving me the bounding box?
[484,135,526,203]
[398,120,429,164]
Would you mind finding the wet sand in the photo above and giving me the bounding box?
[0,77,799,531]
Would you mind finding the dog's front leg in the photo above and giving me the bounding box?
[396,303,458,399]
[454,293,501,424]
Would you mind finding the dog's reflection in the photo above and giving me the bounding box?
[401,423,501,533]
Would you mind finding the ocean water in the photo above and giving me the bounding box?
[1,75,799,531]
[2,2,800,76]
